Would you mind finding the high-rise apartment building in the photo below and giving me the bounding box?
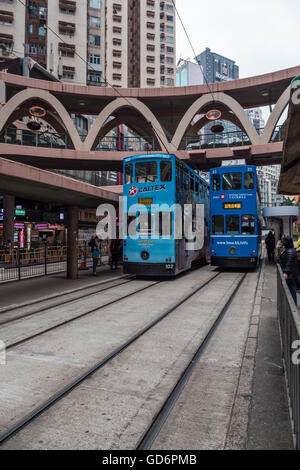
[194,48,239,142]
[0,0,176,88]
[245,109,281,207]
[257,165,281,208]
[246,108,265,132]
[195,47,239,83]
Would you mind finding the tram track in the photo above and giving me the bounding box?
[0,274,135,326]
[0,270,222,446]
[136,271,248,449]
[3,278,162,349]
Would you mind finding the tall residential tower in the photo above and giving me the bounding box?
[0,0,176,88]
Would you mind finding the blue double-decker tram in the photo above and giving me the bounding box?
[122,154,209,276]
[210,164,262,268]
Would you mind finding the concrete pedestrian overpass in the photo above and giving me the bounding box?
[1,65,299,278]
[0,65,299,171]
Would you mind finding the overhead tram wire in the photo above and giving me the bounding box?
[171,0,216,104]
[15,0,188,159]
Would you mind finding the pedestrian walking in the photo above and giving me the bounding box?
[108,238,122,270]
[89,235,100,276]
[265,230,275,262]
[280,236,298,306]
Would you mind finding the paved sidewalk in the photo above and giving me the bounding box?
[0,261,123,310]
[246,261,294,449]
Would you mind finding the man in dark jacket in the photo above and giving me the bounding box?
[108,238,122,270]
[280,236,298,306]
[265,230,275,262]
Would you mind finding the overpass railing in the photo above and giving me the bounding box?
[0,125,282,152]
[277,264,300,449]
[0,127,68,149]
[95,136,156,152]
[185,125,282,150]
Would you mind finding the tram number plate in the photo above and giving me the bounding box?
[138,198,153,205]
[223,203,242,209]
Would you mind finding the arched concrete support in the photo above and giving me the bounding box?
[172,92,260,149]
[260,86,290,144]
[0,88,82,150]
[84,97,171,152]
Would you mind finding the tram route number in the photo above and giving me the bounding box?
[102,454,197,467]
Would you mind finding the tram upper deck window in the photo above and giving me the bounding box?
[135,162,157,183]
[244,172,255,190]
[226,215,240,235]
[241,214,255,234]
[222,172,242,190]
[212,215,224,234]
[195,180,199,195]
[212,174,220,191]
[125,164,133,184]
[160,161,172,182]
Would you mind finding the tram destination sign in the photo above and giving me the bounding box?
[223,202,242,209]
[138,198,153,206]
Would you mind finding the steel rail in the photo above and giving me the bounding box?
[5,279,161,350]
[136,272,247,450]
[0,271,221,446]
[0,276,135,327]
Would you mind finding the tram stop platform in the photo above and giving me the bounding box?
[0,257,296,450]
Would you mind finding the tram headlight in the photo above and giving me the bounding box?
[141,250,150,260]
[229,246,237,255]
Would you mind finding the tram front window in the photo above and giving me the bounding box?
[244,172,254,190]
[137,212,154,236]
[241,214,255,234]
[212,174,220,191]
[212,215,224,234]
[135,162,157,183]
[125,164,133,184]
[160,161,172,182]
[226,215,240,235]
[222,172,242,190]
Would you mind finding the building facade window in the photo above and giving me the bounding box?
[89,0,101,8]
[90,16,100,28]
[38,26,46,36]
[88,72,101,83]
[89,34,100,46]
[89,53,101,64]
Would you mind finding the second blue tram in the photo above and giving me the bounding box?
[122,154,210,276]
[210,165,262,268]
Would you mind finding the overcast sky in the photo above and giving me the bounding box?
[175,0,299,78]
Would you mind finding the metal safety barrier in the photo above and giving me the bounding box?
[0,242,104,283]
[277,264,300,449]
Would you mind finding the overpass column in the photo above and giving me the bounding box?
[67,205,78,280]
[3,195,15,246]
